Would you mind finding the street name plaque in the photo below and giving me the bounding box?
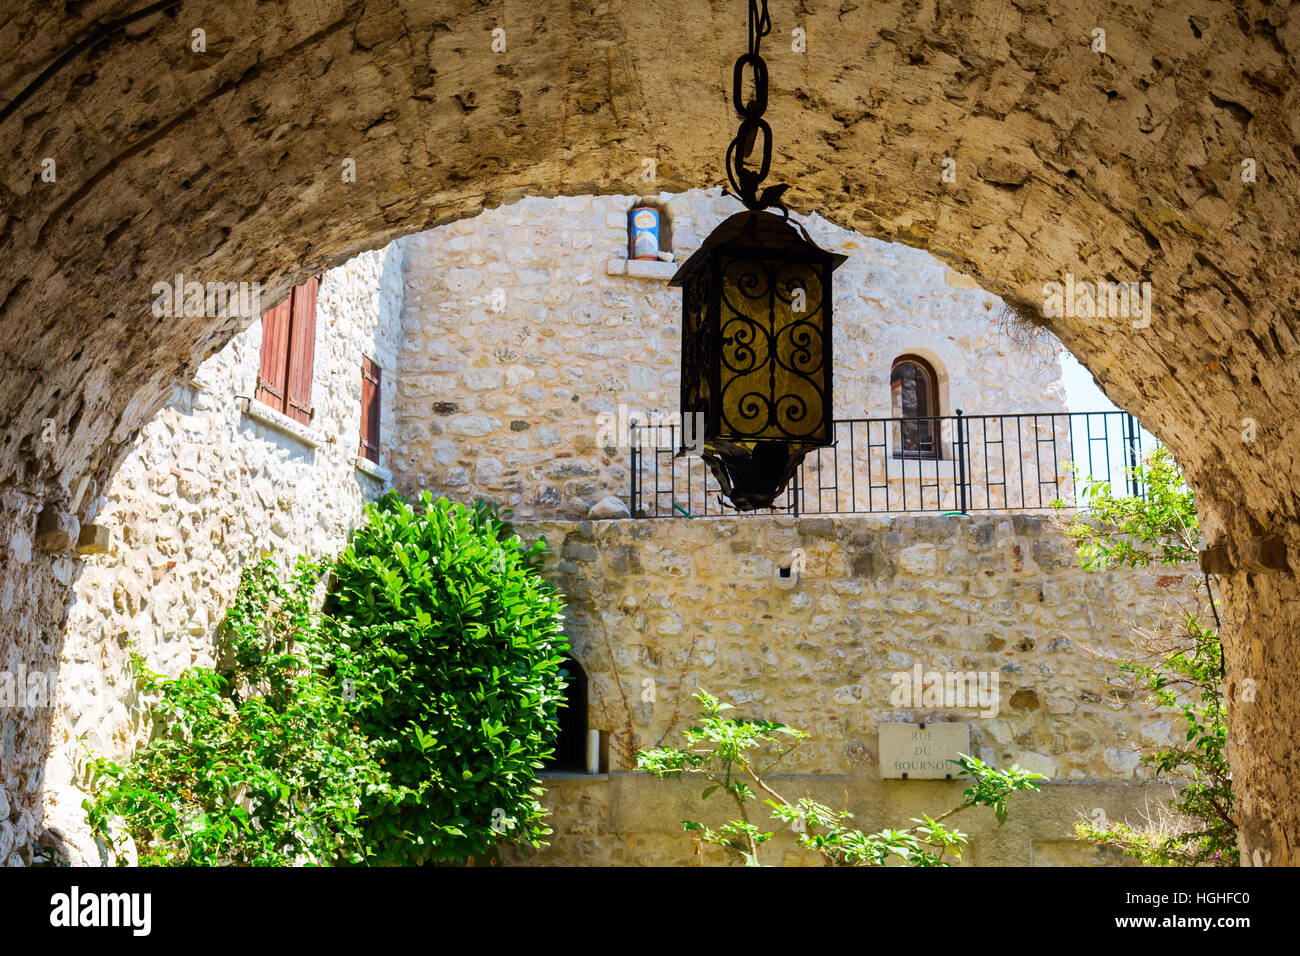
[879,722,970,779]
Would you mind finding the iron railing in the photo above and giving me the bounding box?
[628,410,1146,518]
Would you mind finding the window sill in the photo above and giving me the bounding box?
[354,456,392,483]
[242,398,324,448]
[606,257,677,280]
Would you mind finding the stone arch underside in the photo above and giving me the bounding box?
[1,0,1297,864]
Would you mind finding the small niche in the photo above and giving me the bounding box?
[627,199,673,261]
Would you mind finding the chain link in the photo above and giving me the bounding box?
[724,0,787,212]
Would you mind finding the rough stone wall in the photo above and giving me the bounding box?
[393,190,1065,518]
[500,512,1200,865]
[503,774,1169,867]
[31,244,403,853]
[2,0,1298,863]
[0,492,69,865]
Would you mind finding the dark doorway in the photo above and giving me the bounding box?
[544,655,588,772]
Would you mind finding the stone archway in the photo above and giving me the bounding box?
[2,0,1296,864]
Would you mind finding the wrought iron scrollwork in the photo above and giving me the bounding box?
[718,257,825,441]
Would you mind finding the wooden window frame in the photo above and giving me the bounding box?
[359,356,382,464]
[890,354,941,460]
[254,276,318,426]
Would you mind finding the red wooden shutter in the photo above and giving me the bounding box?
[255,296,293,412]
[284,276,318,425]
[359,356,381,463]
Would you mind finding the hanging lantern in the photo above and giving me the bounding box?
[670,0,847,511]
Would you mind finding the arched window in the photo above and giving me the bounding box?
[543,655,589,772]
[627,199,673,261]
[891,354,940,459]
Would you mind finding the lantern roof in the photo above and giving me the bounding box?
[669,209,848,287]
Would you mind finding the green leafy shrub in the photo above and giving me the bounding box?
[1055,446,1236,865]
[638,691,1044,866]
[88,493,569,867]
[86,558,381,866]
[326,492,568,865]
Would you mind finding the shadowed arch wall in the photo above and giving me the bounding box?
[1,0,1297,864]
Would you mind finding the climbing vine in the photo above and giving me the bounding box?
[1055,446,1236,865]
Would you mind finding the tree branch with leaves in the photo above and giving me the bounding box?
[1053,445,1235,865]
[637,691,1044,867]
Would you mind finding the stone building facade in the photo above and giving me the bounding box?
[6,0,1298,870]
[393,189,1067,519]
[37,245,404,854]
[23,192,1185,867]
[501,513,1194,866]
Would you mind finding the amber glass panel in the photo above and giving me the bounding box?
[717,254,826,442]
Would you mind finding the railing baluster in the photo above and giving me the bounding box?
[950,414,958,512]
[1101,412,1112,496]
[629,425,638,517]
[1036,414,1045,506]
[1015,415,1024,509]
[1064,414,1076,508]
[848,422,857,513]
[653,424,660,516]
[626,410,1144,519]
[1134,415,1144,498]
[1046,414,1055,508]
[956,410,968,514]
[900,417,908,513]
[980,416,989,511]
[831,433,839,513]
[1125,412,1139,497]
